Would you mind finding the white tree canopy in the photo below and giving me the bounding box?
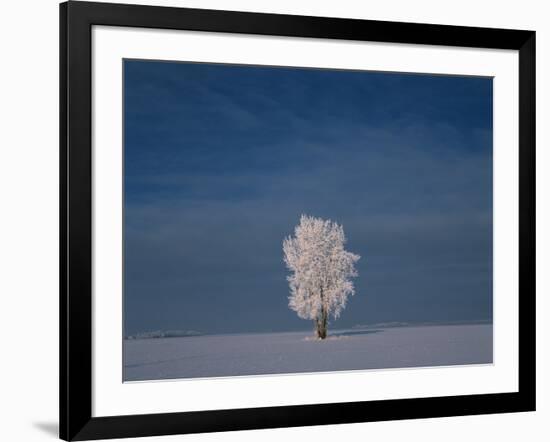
[283,215,360,326]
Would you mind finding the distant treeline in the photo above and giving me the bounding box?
[126,330,203,340]
[352,318,493,330]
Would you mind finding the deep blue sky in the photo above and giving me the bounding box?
[124,60,493,336]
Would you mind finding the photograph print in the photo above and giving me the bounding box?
[123,60,493,382]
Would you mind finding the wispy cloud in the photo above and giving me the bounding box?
[124,60,492,335]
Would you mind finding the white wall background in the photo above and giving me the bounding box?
[0,0,547,441]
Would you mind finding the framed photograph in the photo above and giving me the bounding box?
[60,1,535,440]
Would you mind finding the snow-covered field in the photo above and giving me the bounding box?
[124,324,492,381]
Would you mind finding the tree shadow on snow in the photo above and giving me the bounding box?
[330,329,383,338]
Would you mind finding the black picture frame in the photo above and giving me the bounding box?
[60,1,536,440]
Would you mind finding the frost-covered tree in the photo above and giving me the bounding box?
[283,215,360,339]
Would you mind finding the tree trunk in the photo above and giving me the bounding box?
[315,307,328,339]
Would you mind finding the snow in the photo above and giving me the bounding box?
[124,324,492,382]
